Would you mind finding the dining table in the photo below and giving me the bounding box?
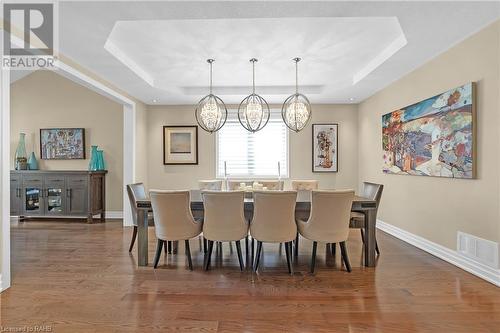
[135,190,378,267]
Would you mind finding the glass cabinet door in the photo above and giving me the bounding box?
[47,188,64,214]
[25,187,41,213]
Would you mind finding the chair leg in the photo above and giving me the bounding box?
[245,236,249,267]
[311,241,318,274]
[339,241,352,272]
[375,239,380,255]
[173,241,178,254]
[360,229,365,244]
[153,239,164,269]
[279,243,283,254]
[185,240,193,271]
[204,240,214,271]
[254,241,263,272]
[128,226,137,252]
[203,237,207,253]
[251,238,255,267]
[285,242,294,275]
[235,240,244,271]
[294,232,299,257]
[331,243,336,256]
[167,241,172,254]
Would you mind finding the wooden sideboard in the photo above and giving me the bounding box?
[10,170,107,223]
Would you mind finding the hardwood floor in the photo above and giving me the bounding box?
[2,219,500,332]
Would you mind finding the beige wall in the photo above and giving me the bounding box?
[10,71,124,211]
[146,104,358,191]
[358,21,500,248]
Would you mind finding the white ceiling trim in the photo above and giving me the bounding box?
[104,39,155,87]
[353,33,408,85]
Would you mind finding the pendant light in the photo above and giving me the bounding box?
[238,58,270,133]
[281,57,312,132]
[195,59,228,133]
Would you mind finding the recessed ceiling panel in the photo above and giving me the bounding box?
[105,17,406,103]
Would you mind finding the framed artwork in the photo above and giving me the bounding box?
[312,124,338,172]
[382,82,475,179]
[40,128,86,160]
[163,126,198,165]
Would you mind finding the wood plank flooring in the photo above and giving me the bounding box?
[1,219,500,332]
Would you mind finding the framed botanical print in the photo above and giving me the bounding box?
[40,128,86,160]
[163,126,198,165]
[312,124,338,172]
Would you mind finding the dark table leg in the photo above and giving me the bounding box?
[137,209,149,266]
[364,208,377,267]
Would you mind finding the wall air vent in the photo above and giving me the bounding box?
[457,232,499,269]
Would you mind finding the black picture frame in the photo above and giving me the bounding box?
[40,128,86,160]
[163,125,198,165]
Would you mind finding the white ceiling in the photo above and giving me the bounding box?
[104,17,406,103]
[55,1,500,105]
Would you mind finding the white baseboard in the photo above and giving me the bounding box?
[0,273,8,293]
[105,211,123,219]
[377,220,500,287]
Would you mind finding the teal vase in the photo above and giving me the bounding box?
[89,145,99,171]
[96,150,106,170]
[27,152,39,170]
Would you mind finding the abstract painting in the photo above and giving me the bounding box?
[40,128,85,160]
[312,124,338,172]
[382,82,475,178]
[163,126,198,165]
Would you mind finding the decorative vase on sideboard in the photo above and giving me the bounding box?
[89,145,99,171]
[15,133,28,170]
[27,152,39,170]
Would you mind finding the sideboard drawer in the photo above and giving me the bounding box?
[67,176,88,186]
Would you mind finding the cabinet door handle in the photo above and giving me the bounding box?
[67,189,72,198]
[16,188,21,197]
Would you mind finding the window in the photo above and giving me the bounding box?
[216,110,288,178]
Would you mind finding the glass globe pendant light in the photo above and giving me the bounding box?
[282,57,312,132]
[195,59,228,133]
[238,58,270,133]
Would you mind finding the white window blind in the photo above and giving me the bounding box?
[216,110,288,178]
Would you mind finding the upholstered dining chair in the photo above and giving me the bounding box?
[349,182,384,255]
[259,180,284,190]
[126,183,155,252]
[291,180,319,191]
[250,191,297,274]
[198,180,223,191]
[297,190,355,273]
[149,190,203,270]
[202,191,248,271]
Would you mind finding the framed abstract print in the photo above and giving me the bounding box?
[312,124,338,172]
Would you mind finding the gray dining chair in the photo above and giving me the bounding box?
[126,183,155,252]
[349,182,384,255]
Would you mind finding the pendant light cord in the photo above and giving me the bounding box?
[295,60,298,94]
[293,57,301,94]
[252,60,256,94]
[207,59,214,95]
